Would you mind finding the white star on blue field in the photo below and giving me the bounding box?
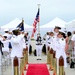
[0,0,75,26]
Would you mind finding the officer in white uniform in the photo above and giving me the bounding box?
[36,33,43,60]
[2,36,10,52]
[53,26,61,37]
[49,32,54,49]
[0,34,5,55]
[24,32,30,55]
[0,34,5,75]
[3,29,12,50]
[3,29,12,40]
[1,36,11,65]
[55,30,67,74]
[46,32,50,54]
[50,26,61,51]
[10,29,25,75]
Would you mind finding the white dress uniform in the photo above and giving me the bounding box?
[50,31,59,50]
[54,32,59,37]
[20,34,26,49]
[2,39,11,65]
[46,35,51,54]
[36,35,43,60]
[27,35,30,55]
[0,37,5,75]
[2,40,10,52]
[3,32,12,49]
[3,33,12,40]
[10,34,24,75]
[11,34,24,58]
[56,38,67,68]
[46,35,50,46]
[55,37,67,74]
[50,36,57,51]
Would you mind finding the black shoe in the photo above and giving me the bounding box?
[39,59,42,60]
[70,61,75,68]
[37,59,39,60]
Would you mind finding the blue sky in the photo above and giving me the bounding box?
[0,0,75,26]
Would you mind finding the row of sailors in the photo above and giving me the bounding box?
[45,26,68,74]
[45,26,75,70]
[0,28,30,75]
[33,26,69,75]
[0,26,75,74]
[35,26,66,60]
[0,28,30,55]
[46,29,75,56]
[35,26,74,61]
[46,30,67,67]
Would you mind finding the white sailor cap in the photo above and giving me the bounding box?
[59,30,65,34]
[54,26,61,29]
[4,29,9,31]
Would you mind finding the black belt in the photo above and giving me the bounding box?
[48,42,51,44]
[26,43,28,45]
[36,44,42,45]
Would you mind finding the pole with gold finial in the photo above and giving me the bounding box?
[22,18,24,25]
[37,4,40,34]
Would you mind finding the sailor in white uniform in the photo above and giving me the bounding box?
[0,34,5,75]
[2,36,10,52]
[10,29,25,75]
[24,32,30,55]
[3,29,12,40]
[1,36,11,65]
[50,26,61,51]
[3,29,12,51]
[36,33,43,60]
[46,32,50,54]
[55,30,67,74]
[53,26,61,37]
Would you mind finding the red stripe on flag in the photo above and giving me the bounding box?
[31,8,39,37]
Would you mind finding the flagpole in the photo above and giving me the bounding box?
[38,4,40,34]
[22,18,24,25]
[22,17,24,32]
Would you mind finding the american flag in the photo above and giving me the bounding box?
[31,8,39,37]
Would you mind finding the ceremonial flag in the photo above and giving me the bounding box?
[33,8,39,27]
[17,21,24,31]
[31,8,39,37]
